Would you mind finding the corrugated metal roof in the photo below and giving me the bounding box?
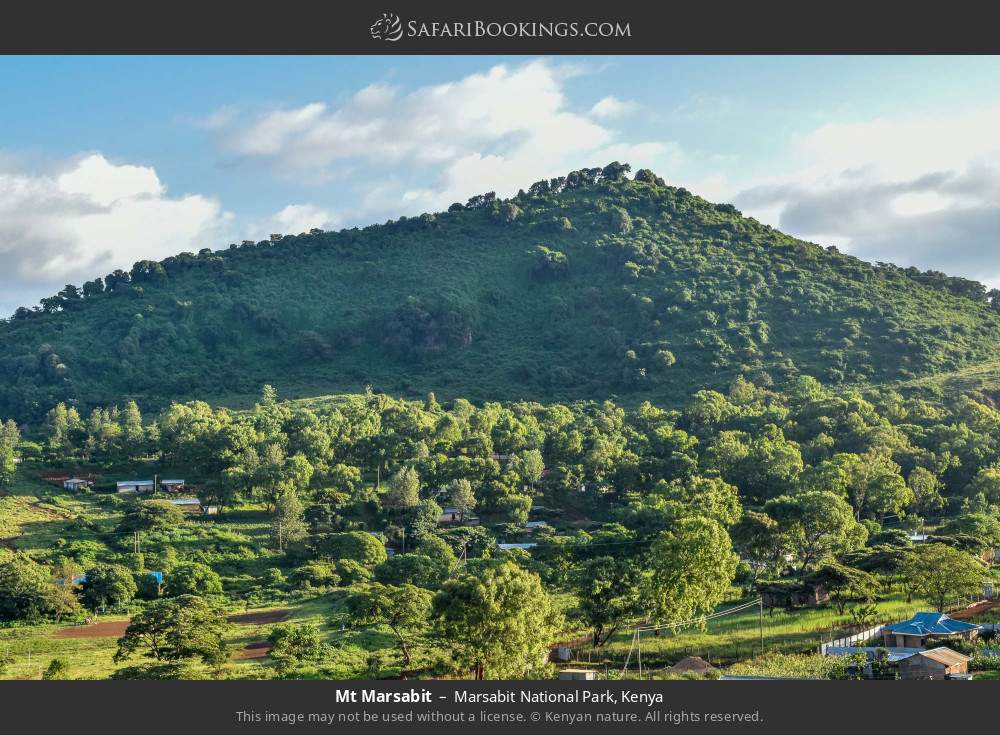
[906,647,970,666]
[884,612,980,636]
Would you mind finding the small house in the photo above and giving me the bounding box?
[759,580,829,609]
[437,506,479,526]
[159,479,186,492]
[497,542,537,551]
[557,668,595,681]
[439,506,461,524]
[202,504,221,515]
[882,612,980,649]
[117,480,154,494]
[166,497,202,513]
[898,647,970,680]
[63,478,91,492]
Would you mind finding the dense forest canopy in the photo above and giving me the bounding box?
[4,163,1000,423]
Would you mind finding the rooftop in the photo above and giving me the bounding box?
[905,647,970,666]
[885,612,980,636]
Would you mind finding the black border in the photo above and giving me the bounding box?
[2,0,1000,54]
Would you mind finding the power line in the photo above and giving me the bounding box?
[635,597,763,633]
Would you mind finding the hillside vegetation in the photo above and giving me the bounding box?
[4,164,1000,422]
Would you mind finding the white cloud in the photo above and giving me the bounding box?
[727,106,1000,286]
[213,60,673,215]
[264,203,336,236]
[0,153,231,315]
[590,95,637,119]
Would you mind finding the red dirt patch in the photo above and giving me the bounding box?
[235,641,272,660]
[227,609,290,625]
[951,599,1000,620]
[54,620,129,638]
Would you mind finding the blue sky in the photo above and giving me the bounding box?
[3,55,1000,315]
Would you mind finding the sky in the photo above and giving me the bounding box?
[2,55,1000,316]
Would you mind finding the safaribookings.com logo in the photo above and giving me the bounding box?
[370,13,631,42]
[370,13,404,41]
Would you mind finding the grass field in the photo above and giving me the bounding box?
[572,592,937,675]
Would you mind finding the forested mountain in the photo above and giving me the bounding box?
[4,163,1000,422]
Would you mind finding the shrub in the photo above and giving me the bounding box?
[163,562,223,597]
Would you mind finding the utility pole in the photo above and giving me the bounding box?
[758,597,764,655]
[637,628,642,681]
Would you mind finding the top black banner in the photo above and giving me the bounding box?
[3,0,1000,54]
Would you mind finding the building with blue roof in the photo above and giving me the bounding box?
[882,612,981,649]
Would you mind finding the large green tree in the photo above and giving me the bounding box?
[347,583,433,667]
[574,556,642,646]
[114,594,229,666]
[643,516,739,625]
[765,491,867,572]
[432,561,561,679]
[902,543,988,612]
[81,563,137,611]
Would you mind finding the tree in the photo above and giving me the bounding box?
[652,475,742,527]
[908,467,945,515]
[902,543,988,612]
[730,510,788,584]
[163,563,223,597]
[807,563,880,615]
[765,491,867,572]
[117,500,185,533]
[272,486,308,551]
[267,623,327,674]
[448,479,477,521]
[644,516,738,625]
[120,400,145,458]
[520,449,545,487]
[383,466,420,510]
[0,419,20,488]
[347,583,433,667]
[114,595,229,666]
[0,554,78,622]
[81,564,137,611]
[312,531,388,567]
[937,513,1000,549]
[432,561,561,679]
[405,498,443,542]
[574,556,642,646]
[964,467,1000,505]
[374,553,450,589]
[45,403,82,456]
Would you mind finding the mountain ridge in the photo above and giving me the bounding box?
[3,163,1000,421]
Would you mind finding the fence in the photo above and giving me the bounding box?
[819,623,886,654]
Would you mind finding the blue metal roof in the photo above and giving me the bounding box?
[884,612,980,636]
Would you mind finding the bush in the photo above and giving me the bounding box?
[163,562,223,597]
[970,653,1000,672]
[311,532,387,567]
[332,559,371,586]
[291,561,339,590]
[117,500,186,533]
[42,658,70,680]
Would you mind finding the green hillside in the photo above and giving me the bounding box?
[4,163,1000,422]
